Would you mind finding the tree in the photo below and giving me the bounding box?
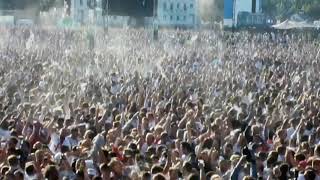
[262,0,320,20]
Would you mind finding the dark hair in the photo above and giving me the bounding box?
[181,142,193,154]
[7,155,19,167]
[295,153,306,162]
[183,162,193,173]
[1,166,9,175]
[202,138,213,149]
[61,145,70,153]
[141,171,151,179]
[92,176,103,180]
[76,170,85,179]
[44,165,59,180]
[187,173,200,180]
[279,163,289,179]
[153,173,166,180]
[306,122,313,130]
[100,163,110,172]
[25,165,35,175]
[151,165,164,174]
[304,169,316,180]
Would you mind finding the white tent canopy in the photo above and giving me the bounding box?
[272,19,316,29]
[0,16,14,26]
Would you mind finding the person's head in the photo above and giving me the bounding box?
[57,118,65,128]
[44,165,59,180]
[223,143,233,158]
[182,161,193,177]
[76,169,85,180]
[159,134,169,146]
[13,170,24,180]
[181,142,193,155]
[7,137,18,150]
[7,155,19,169]
[243,176,255,180]
[290,118,299,128]
[146,133,155,145]
[210,174,222,180]
[219,160,231,174]
[312,159,320,173]
[279,163,289,178]
[267,151,278,168]
[1,166,9,176]
[152,173,166,180]
[151,165,164,175]
[64,119,73,128]
[71,127,79,138]
[4,172,15,180]
[140,171,151,180]
[187,173,200,180]
[100,163,111,179]
[84,130,95,140]
[168,168,179,180]
[108,158,123,176]
[295,153,306,162]
[314,145,320,157]
[304,169,316,180]
[25,162,36,176]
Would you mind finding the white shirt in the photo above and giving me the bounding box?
[49,132,60,154]
[286,127,295,141]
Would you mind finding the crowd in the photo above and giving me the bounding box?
[0,26,320,180]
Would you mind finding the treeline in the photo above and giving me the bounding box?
[262,0,320,20]
[0,0,63,11]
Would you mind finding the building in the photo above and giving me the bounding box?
[65,0,198,28]
[224,0,262,27]
[156,0,198,28]
[68,0,89,24]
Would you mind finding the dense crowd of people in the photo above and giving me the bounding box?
[0,26,320,180]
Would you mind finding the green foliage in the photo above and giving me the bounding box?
[263,0,320,20]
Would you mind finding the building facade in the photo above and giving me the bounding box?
[156,0,198,28]
[224,0,262,27]
[69,0,90,24]
[66,0,198,28]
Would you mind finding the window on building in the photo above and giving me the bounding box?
[190,14,194,24]
[170,16,173,21]
[80,10,84,23]
[163,2,167,10]
[183,16,186,21]
[164,15,166,20]
[177,16,179,21]
[177,3,180,9]
[80,0,83,6]
[170,3,173,11]
[184,4,187,11]
[190,4,193,9]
